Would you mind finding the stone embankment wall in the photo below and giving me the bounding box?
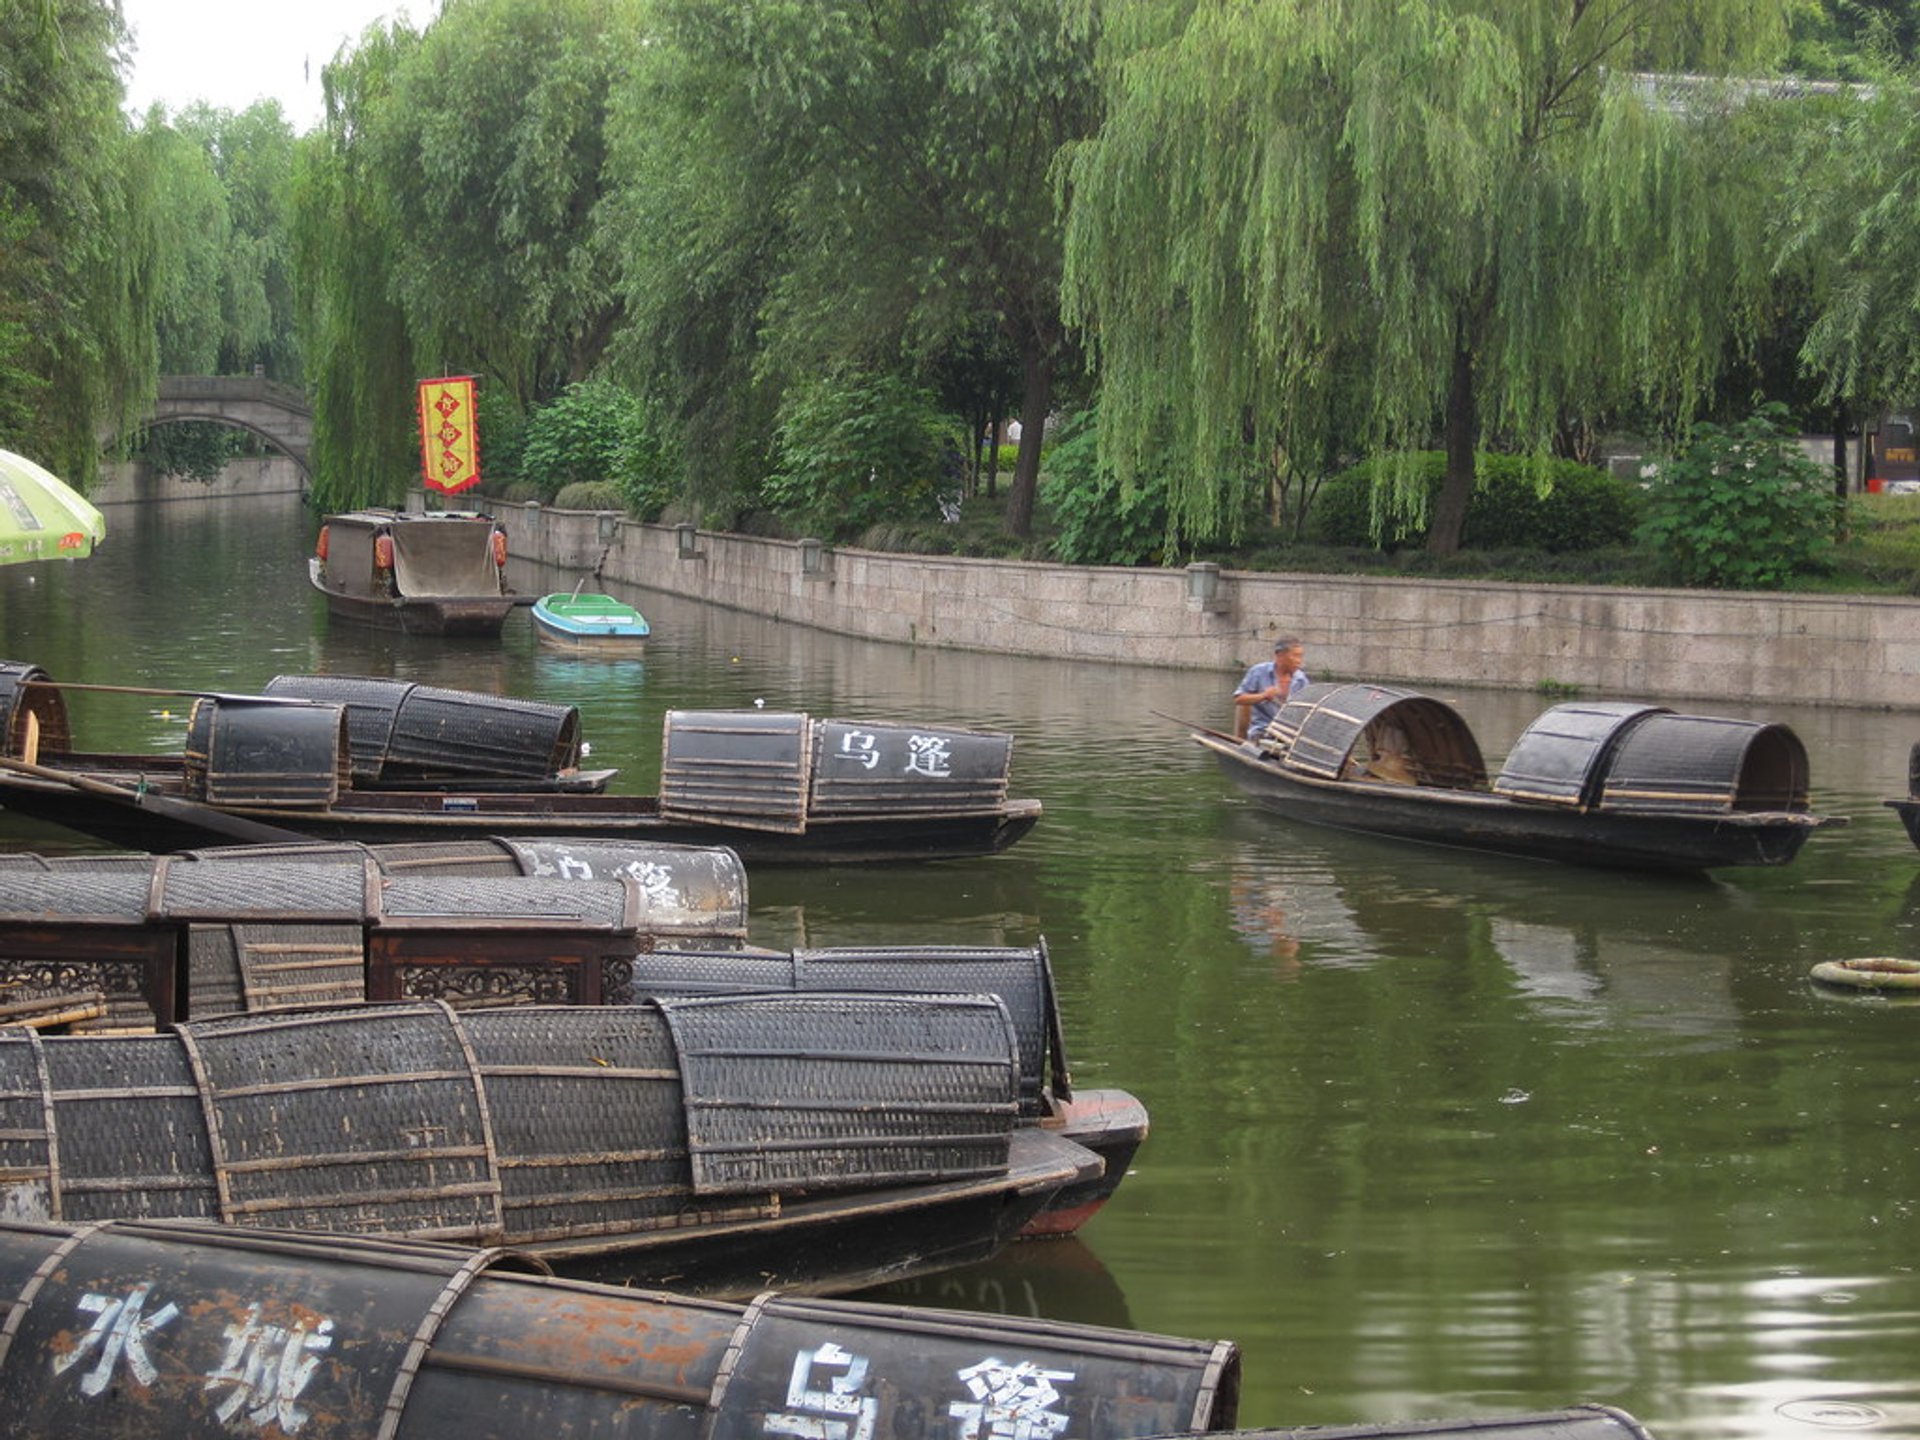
[498,499,1920,711]
[92,455,305,505]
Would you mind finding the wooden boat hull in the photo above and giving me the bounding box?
[536,1128,1099,1295]
[1198,731,1835,872]
[1886,797,1920,850]
[1024,1087,1150,1237]
[0,768,1042,862]
[310,559,519,636]
[0,998,1094,1299]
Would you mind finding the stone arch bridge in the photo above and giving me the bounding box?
[147,374,313,481]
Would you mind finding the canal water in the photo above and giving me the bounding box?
[3,492,1919,1440]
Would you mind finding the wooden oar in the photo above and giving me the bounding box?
[16,679,314,704]
[0,754,315,846]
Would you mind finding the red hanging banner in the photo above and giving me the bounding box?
[417,375,482,494]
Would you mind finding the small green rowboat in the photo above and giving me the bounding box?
[530,591,651,651]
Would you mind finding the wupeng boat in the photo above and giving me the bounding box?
[1881,742,1920,851]
[0,843,1146,1239]
[308,508,525,635]
[0,663,1041,863]
[1193,682,1845,873]
[0,1217,1241,1440]
[0,996,1101,1296]
[530,589,651,650]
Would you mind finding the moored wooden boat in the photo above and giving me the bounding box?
[1195,683,1844,873]
[531,589,651,650]
[0,852,1141,1238]
[1881,742,1920,850]
[308,508,524,635]
[0,996,1101,1296]
[0,663,1041,862]
[0,1217,1241,1440]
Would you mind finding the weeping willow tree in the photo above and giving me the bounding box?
[292,0,638,509]
[292,23,426,510]
[606,0,1100,538]
[0,0,157,482]
[1063,0,1793,554]
[1782,74,1920,417]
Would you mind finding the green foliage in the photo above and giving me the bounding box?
[1313,453,1641,552]
[520,378,626,497]
[133,117,230,375]
[612,0,1100,538]
[136,422,246,483]
[1040,408,1171,565]
[553,480,626,511]
[763,374,954,538]
[1062,0,1790,552]
[365,0,637,410]
[293,23,424,509]
[857,493,1056,560]
[475,386,527,492]
[1846,492,1920,568]
[293,0,638,508]
[518,377,680,518]
[1638,404,1840,589]
[171,102,301,378]
[0,0,155,480]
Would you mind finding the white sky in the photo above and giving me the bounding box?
[118,0,424,132]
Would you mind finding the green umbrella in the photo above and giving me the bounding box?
[0,448,106,564]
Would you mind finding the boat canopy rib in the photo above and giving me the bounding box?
[1264,683,1488,790]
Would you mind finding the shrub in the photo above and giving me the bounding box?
[1638,404,1840,589]
[762,373,955,538]
[519,378,630,500]
[1039,408,1172,565]
[1312,452,1641,552]
[476,386,527,490]
[553,480,625,511]
[1831,491,1920,592]
[517,379,680,518]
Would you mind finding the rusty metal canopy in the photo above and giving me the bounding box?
[1492,702,1671,809]
[657,991,1020,1195]
[1598,712,1813,815]
[263,673,582,782]
[809,719,1012,816]
[1274,683,1487,790]
[1,996,1029,1244]
[660,710,812,832]
[0,1217,1241,1440]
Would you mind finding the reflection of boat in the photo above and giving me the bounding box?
[0,1218,1241,1440]
[0,664,1041,863]
[308,509,523,635]
[1883,743,1920,850]
[531,589,650,650]
[865,1235,1136,1331]
[1194,683,1844,873]
[0,996,1103,1297]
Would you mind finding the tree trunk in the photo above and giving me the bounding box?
[1427,332,1477,556]
[1004,348,1052,538]
[1833,406,1852,543]
[1832,407,1849,498]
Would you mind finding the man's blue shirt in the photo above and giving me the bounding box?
[1235,661,1311,741]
